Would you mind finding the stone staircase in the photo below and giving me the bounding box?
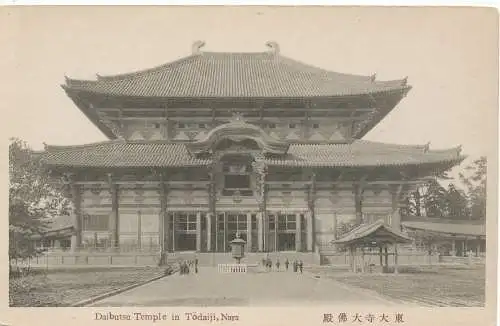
[164,252,319,266]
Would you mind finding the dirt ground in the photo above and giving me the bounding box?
[9,266,167,307]
[309,264,485,307]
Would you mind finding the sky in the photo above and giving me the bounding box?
[2,6,498,181]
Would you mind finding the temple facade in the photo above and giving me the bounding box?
[41,41,464,257]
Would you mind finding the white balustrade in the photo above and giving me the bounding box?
[217,263,248,273]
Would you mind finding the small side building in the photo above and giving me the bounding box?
[401,216,486,257]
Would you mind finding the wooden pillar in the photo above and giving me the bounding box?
[361,247,365,273]
[206,213,212,252]
[257,212,263,252]
[394,244,399,274]
[384,246,389,268]
[215,213,219,252]
[108,179,119,250]
[391,184,403,230]
[246,213,252,252]
[160,178,169,252]
[379,246,383,266]
[353,184,363,225]
[172,213,176,252]
[223,213,228,252]
[306,211,313,252]
[452,239,456,256]
[295,213,302,252]
[196,212,202,252]
[137,210,142,249]
[70,182,82,252]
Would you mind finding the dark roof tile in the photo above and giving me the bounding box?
[63,51,409,98]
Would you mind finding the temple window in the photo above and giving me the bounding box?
[153,123,161,129]
[177,123,186,128]
[198,123,206,128]
[268,123,276,129]
[289,123,296,129]
[83,214,109,231]
[312,123,320,129]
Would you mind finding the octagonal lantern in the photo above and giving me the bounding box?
[230,233,246,264]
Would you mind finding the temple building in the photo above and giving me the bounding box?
[40,41,464,260]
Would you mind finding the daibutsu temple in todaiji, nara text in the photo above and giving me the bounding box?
[40,41,465,261]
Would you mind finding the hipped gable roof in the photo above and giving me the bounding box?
[333,220,413,245]
[62,44,410,99]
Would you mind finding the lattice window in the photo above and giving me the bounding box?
[83,214,109,231]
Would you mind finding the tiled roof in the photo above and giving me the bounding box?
[333,220,413,245]
[63,49,409,98]
[41,139,464,168]
[402,218,485,237]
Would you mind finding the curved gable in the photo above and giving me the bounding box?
[186,117,289,155]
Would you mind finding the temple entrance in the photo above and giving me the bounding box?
[215,212,258,252]
[278,233,296,251]
[168,212,199,252]
[176,234,197,251]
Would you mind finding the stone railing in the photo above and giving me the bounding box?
[217,264,248,273]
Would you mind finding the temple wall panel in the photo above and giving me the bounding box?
[167,189,209,208]
[122,121,165,141]
[267,189,308,209]
[81,187,112,208]
[362,188,392,214]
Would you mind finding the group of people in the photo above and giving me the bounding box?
[179,258,199,275]
[262,257,303,273]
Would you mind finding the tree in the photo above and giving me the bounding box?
[422,180,448,217]
[459,156,487,220]
[444,183,469,217]
[9,138,70,271]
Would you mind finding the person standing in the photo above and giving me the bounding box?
[276,259,280,272]
[284,258,289,271]
[298,260,303,274]
[293,260,297,272]
[195,258,199,274]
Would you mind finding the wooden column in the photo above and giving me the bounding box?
[452,239,456,256]
[215,214,219,252]
[394,244,399,274]
[295,213,302,252]
[384,246,389,270]
[391,184,403,230]
[223,213,228,252]
[172,213,176,252]
[160,176,169,253]
[70,181,82,252]
[246,213,252,252]
[196,212,202,252]
[354,184,363,225]
[306,211,313,251]
[108,175,119,250]
[137,210,142,249]
[379,246,383,266]
[206,213,212,252]
[257,212,263,252]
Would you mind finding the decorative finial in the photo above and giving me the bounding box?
[192,40,206,55]
[235,232,241,239]
[43,142,48,150]
[265,41,280,55]
[402,76,408,86]
[370,73,377,82]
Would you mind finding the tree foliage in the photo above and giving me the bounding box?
[401,156,487,220]
[9,138,70,262]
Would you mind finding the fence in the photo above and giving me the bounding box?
[217,264,248,273]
